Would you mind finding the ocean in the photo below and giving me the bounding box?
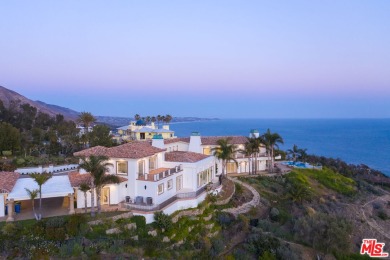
[171,119,390,176]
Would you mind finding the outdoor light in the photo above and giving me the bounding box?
[144,185,147,190]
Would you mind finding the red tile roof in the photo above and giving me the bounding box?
[164,136,248,146]
[0,172,19,193]
[68,171,127,187]
[74,141,165,159]
[165,151,210,163]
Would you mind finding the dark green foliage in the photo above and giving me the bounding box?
[269,207,280,222]
[293,213,352,253]
[216,211,235,228]
[0,122,20,153]
[88,124,115,147]
[245,232,280,257]
[377,210,389,220]
[66,214,87,236]
[209,236,225,257]
[154,211,172,231]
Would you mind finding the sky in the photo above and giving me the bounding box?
[1,1,389,118]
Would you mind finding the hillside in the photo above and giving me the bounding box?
[0,86,219,126]
[0,86,78,120]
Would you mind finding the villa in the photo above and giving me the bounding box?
[1,130,269,223]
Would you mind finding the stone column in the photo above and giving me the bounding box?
[69,193,75,214]
[6,199,14,222]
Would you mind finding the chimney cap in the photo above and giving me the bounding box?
[191,131,200,136]
[152,134,163,139]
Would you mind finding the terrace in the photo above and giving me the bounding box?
[137,165,183,182]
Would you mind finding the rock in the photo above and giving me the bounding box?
[88,220,103,226]
[126,223,137,230]
[131,235,138,241]
[170,233,176,239]
[148,230,158,237]
[205,223,214,229]
[203,214,212,221]
[106,228,121,234]
[188,226,194,232]
[163,236,170,242]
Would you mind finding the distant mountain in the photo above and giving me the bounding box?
[0,85,78,120]
[0,85,219,126]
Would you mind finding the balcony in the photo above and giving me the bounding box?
[235,152,267,159]
[123,181,221,212]
[137,165,183,182]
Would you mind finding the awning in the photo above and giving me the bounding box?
[8,175,74,200]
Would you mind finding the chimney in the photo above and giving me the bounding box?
[249,129,259,138]
[189,132,202,153]
[152,134,165,149]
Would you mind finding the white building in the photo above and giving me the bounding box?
[1,130,269,223]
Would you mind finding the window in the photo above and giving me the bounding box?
[138,160,145,178]
[203,147,211,155]
[176,175,183,191]
[116,161,128,175]
[197,167,212,187]
[149,155,157,170]
[167,179,173,190]
[158,183,164,195]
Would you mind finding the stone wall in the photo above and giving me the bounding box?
[222,177,260,218]
[171,207,205,223]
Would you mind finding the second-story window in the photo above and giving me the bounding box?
[149,155,157,170]
[138,160,145,176]
[203,147,211,155]
[116,161,128,175]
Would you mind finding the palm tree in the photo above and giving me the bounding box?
[211,138,238,177]
[287,144,300,162]
[248,137,261,174]
[146,116,151,124]
[78,155,115,217]
[79,182,91,214]
[77,112,96,132]
[93,168,120,214]
[161,116,166,125]
[151,116,156,125]
[165,114,173,124]
[134,114,141,121]
[299,148,308,162]
[157,115,162,127]
[239,140,254,174]
[30,172,53,220]
[261,129,284,173]
[25,188,39,219]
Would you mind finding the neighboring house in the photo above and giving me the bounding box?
[115,121,175,142]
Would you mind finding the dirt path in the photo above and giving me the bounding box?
[361,194,390,240]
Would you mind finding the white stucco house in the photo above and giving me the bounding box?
[1,130,270,223]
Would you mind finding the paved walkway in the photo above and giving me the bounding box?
[222,177,261,217]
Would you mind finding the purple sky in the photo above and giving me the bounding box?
[1,1,389,118]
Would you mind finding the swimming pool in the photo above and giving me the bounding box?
[282,161,320,169]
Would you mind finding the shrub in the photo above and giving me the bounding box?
[2,151,12,156]
[154,211,172,231]
[216,212,235,228]
[46,216,66,228]
[377,210,389,220]
[66,214,87,236]
[269,208,280,222]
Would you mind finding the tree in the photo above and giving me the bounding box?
[93,168,120,214]
[0,122,21,154]
[157,115,162,127]
[134,114,141,121]
[78,156,116,216]
[261,129,284,173]
[287,144,300,162]
[151,116,156,124]
[88,125,114,147]
[239,140,254,174]
[77,112,96,131]
[25,188,39,219]
[211,138,238,176]
[30,172,53,220]
[79,182,91,214]
[165,114,173,124]
[248,137,261,174]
